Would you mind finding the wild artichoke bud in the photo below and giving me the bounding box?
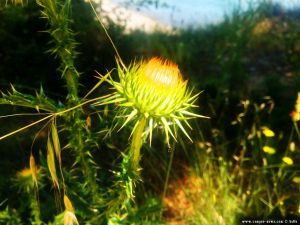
[124,58,187,117]
[96,57,206,145]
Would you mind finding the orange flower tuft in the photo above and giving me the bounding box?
[141,57,183,90]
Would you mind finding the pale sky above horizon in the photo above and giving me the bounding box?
[111,0,300,27]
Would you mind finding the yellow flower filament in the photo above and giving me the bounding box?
[141,58,183,90]
[18,168,32,177]
[130,57,187,116]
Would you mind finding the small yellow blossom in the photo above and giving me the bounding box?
[279,201,284,206]
[262,157,268,166]
[212,194,217,204]
[296,92,300,113]
[261,126,275,137]
[18,168,32,177]
[282,157,293,165]
[15,167,38,191]
[263,146,276,155]
[291,92,300,122]
[292,177,300,184]
[290,111,300,122]
[289,142,296,152]
[241,99,250,109]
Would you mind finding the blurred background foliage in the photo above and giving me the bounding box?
[0,0,300,224]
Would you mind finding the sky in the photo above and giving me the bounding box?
[110,0,300,28]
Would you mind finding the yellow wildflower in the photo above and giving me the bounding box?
[291,92,300,122]
[289,142,296,152]
[262,146,276,155]
[18,168,31,177]
[282,157,293,165]
[292,177,300,184]
[290,111,300,122]
[261,126,275,137]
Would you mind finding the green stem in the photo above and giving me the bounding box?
[65,68,78,100]
[293,122,300,142]
[160,142,175,219]
[108,117,146,217]
[130,117,147,172]
[31,199,42,225]
[37,0,101,205]
[28,188,42,225]
[67,109,100,200]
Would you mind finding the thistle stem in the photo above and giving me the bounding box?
[161,142,175,219]
[65,69,78,100]
[36,0,101,205]
[130,117,147,171]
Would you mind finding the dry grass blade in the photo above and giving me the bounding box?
[64,211,79,225]
[63,195,79,225]
[47,135,59,189]
[64,195,74,212]
[51,119,61,164]
[30,154,38,188]
[0,114,54,141]
[50,118,66,189]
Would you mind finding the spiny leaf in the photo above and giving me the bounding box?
[0,85,58,112]
[174,118,192,142]
[161,117,176,147]
[83,70,112,99]
[118,109,138,132]
[180,110,209,118]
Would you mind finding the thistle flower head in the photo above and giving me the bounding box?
[15,167,38,192]
[18,168,32,178]
[96,57,207,145]
[123,57,188,117]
